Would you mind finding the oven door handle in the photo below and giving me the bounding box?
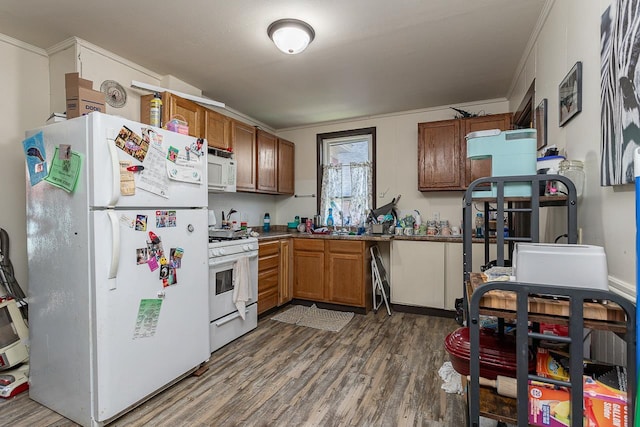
[215,309,249,326]
[208,252,258,267]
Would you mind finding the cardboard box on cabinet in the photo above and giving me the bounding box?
[65,72,106,119]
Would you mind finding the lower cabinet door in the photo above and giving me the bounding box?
[391,241,445,308]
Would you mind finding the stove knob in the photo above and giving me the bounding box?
[212,249,220,256]
[219,248,226,255]
[243,245,250,251]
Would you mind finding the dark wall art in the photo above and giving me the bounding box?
[600,0,640,186]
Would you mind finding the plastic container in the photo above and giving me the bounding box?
[150,92,162,127]
[558,159,585,198]
[444,327,533,379]
[263,213,270,232]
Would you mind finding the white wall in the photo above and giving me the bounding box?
[0,34,50,291]
[510,0,635,297]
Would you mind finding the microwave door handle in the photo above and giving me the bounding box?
[106,128,120,207]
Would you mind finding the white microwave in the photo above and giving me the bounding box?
[207,153,236,192]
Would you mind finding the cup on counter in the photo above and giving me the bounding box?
[426,220,439,236]
[395,226,404,236]
[403,227,413,236]
[451,226,461,236]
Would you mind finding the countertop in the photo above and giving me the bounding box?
[254,228,486,243]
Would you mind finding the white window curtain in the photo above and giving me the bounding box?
[320,162,372,227]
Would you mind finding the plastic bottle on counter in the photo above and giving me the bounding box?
[475,212,484,238]
[150,92,162,127]
[326,208,334,227]
[263,213,270,232]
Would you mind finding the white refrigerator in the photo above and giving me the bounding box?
[25,113,210,426]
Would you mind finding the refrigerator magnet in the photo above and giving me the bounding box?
[120,214,134,228]
[141,127,163,147]
[168,268,177,285]
[147,256,159,272]
[167,146,179,163]
[59,144,71,160]
[135,215,148,231]
[148,231,160,244]
[136,248,148,265]
[114,126,149,163]
[159,264,169,279]
[169,248,182,268]
[22,131,48,186]
[191,138,205,157]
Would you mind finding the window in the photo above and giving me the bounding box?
[316,127,376,228]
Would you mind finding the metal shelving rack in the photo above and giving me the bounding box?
[468,281,636,426]
[462,174,636,425]
[462,174,578,312]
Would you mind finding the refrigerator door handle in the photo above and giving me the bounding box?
[107,210,120,286]
[106,128,120,207]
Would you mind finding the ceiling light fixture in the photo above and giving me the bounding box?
[267,18,315,55]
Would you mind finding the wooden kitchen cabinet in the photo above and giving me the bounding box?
[256,129,278,193]
[277,138,295,195]
[293,239,372,310]
[293,239,325,301]
[258,240,280,314]
[278,239,292,305]
[141,92,203,138]
[141,92,230,148]
[418,119,462,190]
[232,119,257,192]
[326,240,367,306]
[417,113,512,191]
[203,109,232,150]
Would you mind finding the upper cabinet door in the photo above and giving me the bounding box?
[203,110,231,150]
[232,119,257,192]
[277,138,295,195]
[418,120,462,190]
[256,129,278,193]
[463,113,512,186]
[167,94,203,138]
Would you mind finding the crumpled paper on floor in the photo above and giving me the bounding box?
[438,361,463,394]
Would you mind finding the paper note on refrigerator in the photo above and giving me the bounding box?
[44,147,82,193]
[132,299,162,339]
[137,144,170,198]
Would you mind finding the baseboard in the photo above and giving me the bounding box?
[390,304,456,318]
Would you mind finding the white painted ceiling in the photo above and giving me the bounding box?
[0,0,545,129]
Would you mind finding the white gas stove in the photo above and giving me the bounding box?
[207,236,259,353]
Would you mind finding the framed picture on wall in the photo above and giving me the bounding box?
[559,61,582,127]
[535,98,548,150]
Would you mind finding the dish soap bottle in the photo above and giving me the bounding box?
[263,213,270,232]
[326,208,334,228]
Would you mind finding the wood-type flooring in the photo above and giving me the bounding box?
[0,308,465,426]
